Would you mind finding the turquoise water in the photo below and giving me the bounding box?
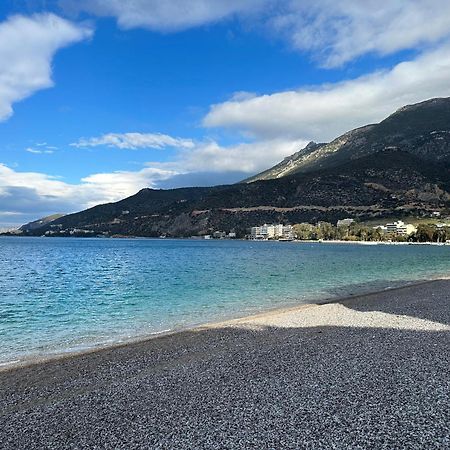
[0,237,449,366]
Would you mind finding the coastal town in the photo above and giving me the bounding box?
[6,214,450,244]
[206,215,450,243]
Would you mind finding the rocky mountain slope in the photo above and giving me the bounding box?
[245,97,450,182]
[19,214,65,232]
[22,98,450,237]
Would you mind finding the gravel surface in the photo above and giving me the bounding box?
[0,280,449,449]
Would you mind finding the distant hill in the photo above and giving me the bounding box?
[22,98,450,237]
[20,214,65,232]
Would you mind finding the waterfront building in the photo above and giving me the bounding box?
[384,221,416,236]
[250,224,294,240]
[250,225,269,239]
[281,225,295,240]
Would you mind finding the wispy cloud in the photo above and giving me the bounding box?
[26,147,55,154]
[0,13,92,121]
[72,130,306,174]
[266,0,450,67]
[63,0,266,31]
[71,132,195,150]
[63,1,450,66]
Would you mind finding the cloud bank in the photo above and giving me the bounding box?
[159,138,307,173]
[204,45,450,141]
[0,135,306,226]
[0,163,176,226]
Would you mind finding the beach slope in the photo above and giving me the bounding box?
[1,280,449,449]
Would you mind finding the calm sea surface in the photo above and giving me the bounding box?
[1,237,449,365]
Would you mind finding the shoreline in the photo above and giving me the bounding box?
[0,278,450,450]
[1,277,449,448]
[1,274,447,374]
[2,234,450,245]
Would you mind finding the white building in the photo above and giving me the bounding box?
[384,221,416,236]
[250,224,294,240]
[250,224,270,239]
[337,218,354,227]
[281,225,295,240]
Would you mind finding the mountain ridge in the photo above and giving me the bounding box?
[16,97,450,237]
[245,97,450,183]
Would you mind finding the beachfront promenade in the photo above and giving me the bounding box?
[1,280,449,449]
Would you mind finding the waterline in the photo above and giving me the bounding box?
[1,237,449,366]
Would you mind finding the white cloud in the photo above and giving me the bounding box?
[26,147,54,154]
[0,163,176,226]
[66,0,266,31]
[72,132,195,149]
[203,44,450,141]
[7,1,450,226]
[80,167,177,200]
[73,131,306,181]
[159,138,307,173]
[268,0,450,67]
[0,13,92,121]
[64,0,450,67]
[0,134,307,226]
[72,131,304,174]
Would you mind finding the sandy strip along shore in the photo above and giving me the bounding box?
[1,280,449,449]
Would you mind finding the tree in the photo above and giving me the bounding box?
[335,226,349,240]
[368,228,383,241]
[414,224,435,242]
[433,227,448,243]
[317,222,335,240]
[293,223,314,240]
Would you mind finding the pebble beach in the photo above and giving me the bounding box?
[1,279,449,449]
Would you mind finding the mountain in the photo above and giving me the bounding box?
[245,97,450,182]
[19,214,65,232]
[242,141,327,183]
[22,98,450,237]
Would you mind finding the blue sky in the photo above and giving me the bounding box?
[1,0,450,227]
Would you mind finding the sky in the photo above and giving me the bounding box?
[2,0,450,227]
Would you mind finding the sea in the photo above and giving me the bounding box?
[1,236,449,367]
